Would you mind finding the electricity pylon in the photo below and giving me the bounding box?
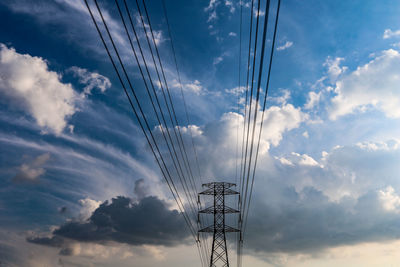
[198,182,240,267]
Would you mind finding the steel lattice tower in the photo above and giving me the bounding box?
[198,182,240,267]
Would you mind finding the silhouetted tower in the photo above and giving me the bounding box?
[198,182,240,267]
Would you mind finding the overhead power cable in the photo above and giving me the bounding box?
[161,0,204,193]
[238,0,255,264]
[83,1,205,264]
[115,0,199,226]
[115,1,207,264]
[139,0,199,204]
[132,1,208,263]
[160,0,211,261]
[243,0,281,237]
[239,0,255,214]
[141,0,210,262]
[235,1,244,266]
[242,0,271,232]
[240,0,262,233]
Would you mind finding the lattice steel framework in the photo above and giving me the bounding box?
[198,182,240,267]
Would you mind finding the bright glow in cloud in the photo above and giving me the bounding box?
[78,197,101,221]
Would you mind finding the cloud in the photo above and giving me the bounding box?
[207,10,218,22]
[204,0,218,11]
[329,49,400,119]
[259,104,307,151]
[28,196,190,249]
[133,178,149,201]
[0,44,78,135]
[225,86,246,96]
[213,56,224,65]
[12,153,50,183]
[323,56,347,82]
[171,103,306,180]
[269,89,291,105]
[78,197,101,221]
[68,66,111,94]
[243,140,400,256]
[172,79,205,95]
[229,32,237,37]
[290,152,320,166]
[379,186,400,213]
[225,0,235,13]
[276,41,293,51]
[304,91,321,110]
[245,187,400,254]
[383,29,400,39]
[133,14,165,46]
[254,9,265,17]
[204,0,220,23]
[275,152,320,167]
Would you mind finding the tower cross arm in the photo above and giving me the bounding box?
[199,206,239,214]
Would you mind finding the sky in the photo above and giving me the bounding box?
[0,0,400,266]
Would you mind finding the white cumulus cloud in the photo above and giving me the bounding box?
[0,45,111,135]
[329,49,400,119]
[379,186,400,213]
[0,44,78,135]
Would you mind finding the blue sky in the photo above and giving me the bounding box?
[1,0,400,266]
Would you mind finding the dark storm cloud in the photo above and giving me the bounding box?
[244,185,400,254]
[28,195,191,250]
[27,235,64,248]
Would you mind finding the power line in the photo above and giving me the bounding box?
[242,0,271,231]
[238,0,256,264]
[115,0,200,226]
[160,0,212,262]
[243,0,281,237]
[131,2,208,264]
[240,0,262,234]
[235,1,244,266]
[140,0,200,205]
[83,0,204,260]
[239,0,255,218]
[160,0,204,193]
